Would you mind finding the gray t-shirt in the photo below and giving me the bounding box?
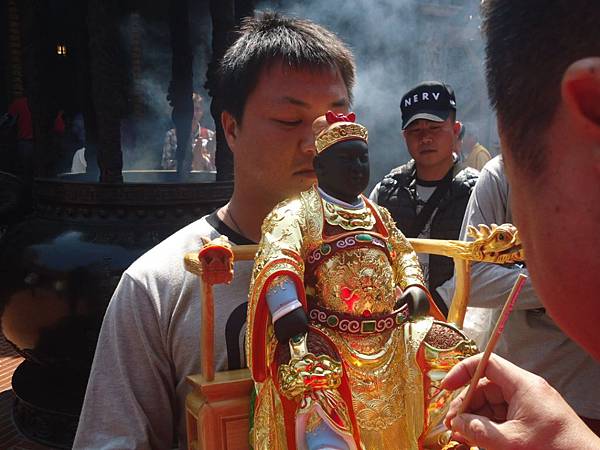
[73,214,254,449]
[437,155,600,419]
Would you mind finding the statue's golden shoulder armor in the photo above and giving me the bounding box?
[423,321,479,368]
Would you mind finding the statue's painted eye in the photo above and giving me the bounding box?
[498,234,505,240]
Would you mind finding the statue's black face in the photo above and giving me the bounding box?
[314,139,370,203]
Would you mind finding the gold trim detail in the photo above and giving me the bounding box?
[278,352,343,400]
[323,200,376,230]
[315,122,368,154]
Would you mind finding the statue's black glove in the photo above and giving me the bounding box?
[395,286,430,318]
[273,307,308,342]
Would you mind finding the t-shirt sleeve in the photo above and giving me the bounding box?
[475,151,491,171]
[73,272,177,450]
[456,164,541,310]
[368,182,381,203]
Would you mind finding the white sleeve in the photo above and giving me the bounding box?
[73,273,177,450]
[453,165,542,310]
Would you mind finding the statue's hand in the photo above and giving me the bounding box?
[278,353,343,400]
[396,285,430,318]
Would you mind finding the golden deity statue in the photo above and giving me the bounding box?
[246,112,477,450]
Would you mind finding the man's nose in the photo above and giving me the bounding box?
[300,126,317,155]
[420,133,433,144]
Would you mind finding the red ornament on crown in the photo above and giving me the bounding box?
[325,111,356,124]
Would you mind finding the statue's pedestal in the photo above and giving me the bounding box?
[186,369,253,450]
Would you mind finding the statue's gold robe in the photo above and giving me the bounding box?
[247,187,475,450]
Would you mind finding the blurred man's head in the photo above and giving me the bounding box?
[483,0,600,359]
[400,82,461,180]
[457,123,478,155]
[218,13,355,205]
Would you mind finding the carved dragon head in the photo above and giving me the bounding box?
[466,223,525,264]
[198,235,234,285]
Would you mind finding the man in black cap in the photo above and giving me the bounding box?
[370,81,478,316]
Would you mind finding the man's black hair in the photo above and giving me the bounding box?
[218,12,355,122]
[482,0,600,174]
[449,110,456,124]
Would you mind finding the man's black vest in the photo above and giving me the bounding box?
[374,160,478,314]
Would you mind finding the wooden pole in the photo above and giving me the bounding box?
[200,279,215,381]
[447,258,471,327]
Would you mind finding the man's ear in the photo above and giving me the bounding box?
[453,120,462,137]
[561,57,600,138]
[221,110,239,153]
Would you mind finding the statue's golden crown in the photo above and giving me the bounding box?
[313,112,368,154]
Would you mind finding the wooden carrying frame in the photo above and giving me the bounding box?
[183,231,523,450]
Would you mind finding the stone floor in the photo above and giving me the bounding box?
[0,334,54,449]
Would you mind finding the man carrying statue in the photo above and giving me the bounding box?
[246,112,478,449]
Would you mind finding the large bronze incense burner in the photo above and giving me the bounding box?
[0,0,255,446]
[0,175,232,447]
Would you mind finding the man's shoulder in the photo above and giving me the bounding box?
[480,155,504,178]
[369,162,414,205]
[474,142,492,157]
[125,215,219,283]
[471,156,508,195]
[381,160,416,185]
[453,163,479,188]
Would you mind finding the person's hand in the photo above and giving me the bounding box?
[442,353,600,450]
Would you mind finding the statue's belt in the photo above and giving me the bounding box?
[307,300,409,334]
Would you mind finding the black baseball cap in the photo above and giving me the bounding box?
[400,81,457,129]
